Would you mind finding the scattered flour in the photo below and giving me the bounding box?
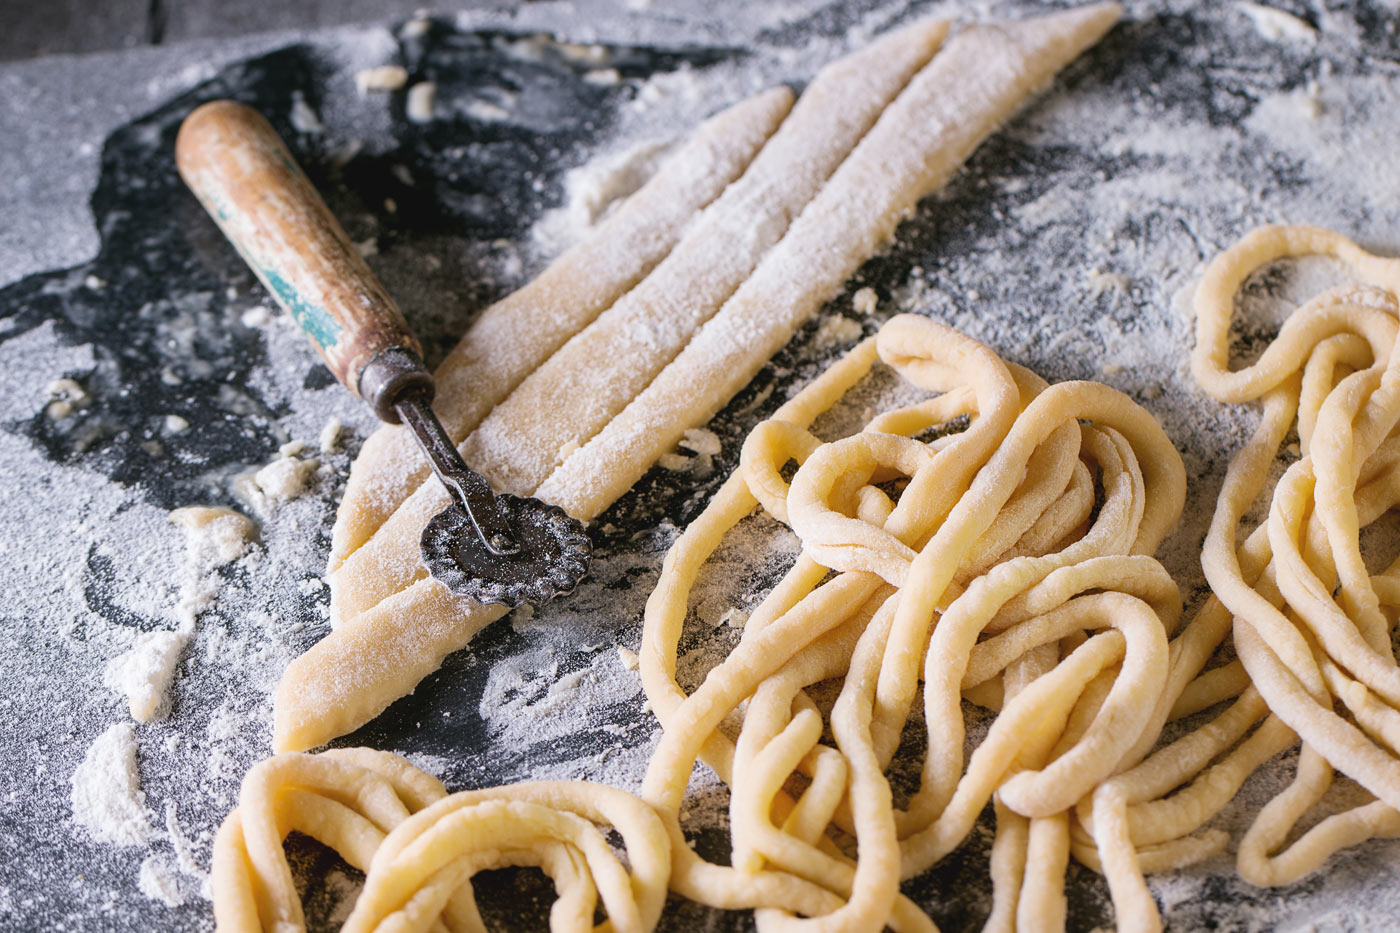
[19,6,1400,930]
[533,136,677,254]
[102,506,258,721]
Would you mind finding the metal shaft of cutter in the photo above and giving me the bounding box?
[394,391,522,557]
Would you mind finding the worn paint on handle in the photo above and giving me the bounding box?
[175,100,421,396]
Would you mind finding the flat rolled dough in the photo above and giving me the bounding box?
[273,5,1122,753]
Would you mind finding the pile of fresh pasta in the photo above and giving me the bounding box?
[213,224,1400,932]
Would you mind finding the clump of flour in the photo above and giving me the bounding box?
[71,723,155,846]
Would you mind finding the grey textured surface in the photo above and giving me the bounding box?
[0,0,150,60]
[5,1,1400,931]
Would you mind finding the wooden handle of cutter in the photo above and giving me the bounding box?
[175,99,431,422]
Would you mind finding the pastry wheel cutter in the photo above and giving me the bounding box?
[174,100,590,609]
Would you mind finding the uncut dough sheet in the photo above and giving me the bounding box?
[282,3,1120,755]
[10,2,1400,931]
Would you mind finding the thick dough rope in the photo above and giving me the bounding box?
[639,313,1186,932]
[217,313,1188,933]
[211,749,669,933]
[1062,225,1400,933]
[1191,225,1400,879]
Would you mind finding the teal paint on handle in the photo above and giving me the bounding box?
[263,269,343,350]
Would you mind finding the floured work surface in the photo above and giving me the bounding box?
[5,1,1400,930]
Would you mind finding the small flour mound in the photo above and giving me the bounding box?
[138,855,185,908]
[71,722,155,847]
[104,632,189,723]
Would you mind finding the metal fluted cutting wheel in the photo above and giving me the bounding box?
[421,494,592,609]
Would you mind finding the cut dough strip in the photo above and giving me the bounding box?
[457,18,950,498]
[275,5,1123,754]
[536,2,1125,520]
[328,84,796,572]
[330,17,951,622]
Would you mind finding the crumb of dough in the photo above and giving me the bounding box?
[1240,2,1317,43]
[465,99,512,122]
[400,17,431,39]
[164,414,189,434]
[289,91,324,134]
[240,305,272,327]
[1102,363,1125,376]
[1086,268,1131,294]
[657,452,690,471]
[70,723,155,847]
[852,286,878,315]
[355,237,378,257]
[720,608,750,629]
[253,456,319,503]
[509,604,537,633]
[584,68,622,86]
[814,314,864,348]
[679,427,722,457]
[45,376,88,419]
[355,65,408,94]
[84,274,106,290]
[319,417,342,453]
[617,646,640,670]
[406,82,437,123]
[169,505,257,568]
